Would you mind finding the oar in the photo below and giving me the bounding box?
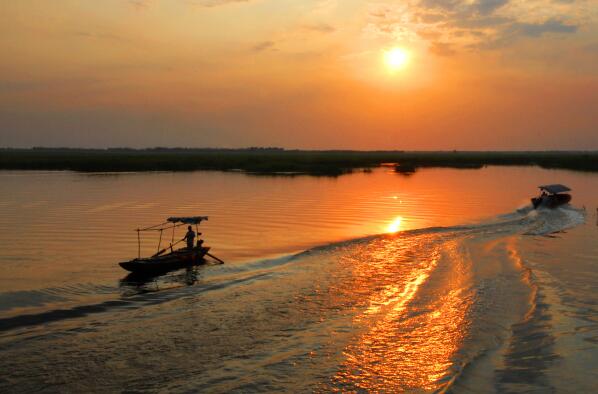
[206,252,225,264]
[153,239,183,257]
[153,246,170,257]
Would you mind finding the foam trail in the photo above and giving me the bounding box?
[0,205,587,393]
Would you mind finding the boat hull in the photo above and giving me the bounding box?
[119,247,210,274]
[531,193,571,209]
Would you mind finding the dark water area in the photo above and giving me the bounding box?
[0,167,597,392]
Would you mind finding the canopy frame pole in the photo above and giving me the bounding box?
[138,221,170,232]
[195,223,199,248]
[137,229,141,259]
[157,229,163,255]
[171,224,175,253]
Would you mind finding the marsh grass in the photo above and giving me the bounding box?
[1,148,597,176]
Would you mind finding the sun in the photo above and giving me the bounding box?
[384,47,409,71]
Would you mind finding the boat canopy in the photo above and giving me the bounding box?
[539,184,571,194]
[167,216,208,225]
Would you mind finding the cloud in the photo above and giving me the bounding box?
[128,0,151,9]
[302,23,336,34]
[365,0,584,55]
[190,0,250,7]
[514,18,578,37]
[417,29,442,40]
[133,0,252,8]
[429,41,456,56]
[252,41,276,52]
[451,14,511,29]
[419,0,508,16]
[475,0,509,15]
[248,23,335,56]
[475,17,579,49]
[419,0,464,12]
[71,31,128,42]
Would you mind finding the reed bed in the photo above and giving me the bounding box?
[1,148,597,176]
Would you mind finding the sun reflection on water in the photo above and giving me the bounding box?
[386,216,403,233]
[329,236,473,392]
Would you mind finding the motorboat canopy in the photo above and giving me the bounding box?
[539,184,571,194]
[532,185,572,209]
[167,216,208,225]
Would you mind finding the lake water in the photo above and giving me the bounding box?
[0,167,597,392]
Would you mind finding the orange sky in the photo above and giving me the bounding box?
[1,0,597,149]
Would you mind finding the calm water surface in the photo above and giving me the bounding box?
[0,167,597,392]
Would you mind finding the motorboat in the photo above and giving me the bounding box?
[531,184,572,209]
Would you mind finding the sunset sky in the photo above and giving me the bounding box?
[1,0,597,149]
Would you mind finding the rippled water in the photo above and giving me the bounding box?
[0,167,597,392]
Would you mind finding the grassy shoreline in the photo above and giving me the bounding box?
[1,148,598,176]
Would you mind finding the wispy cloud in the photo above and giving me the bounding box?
[365,0,584,54]
[128,0,151,10]
[252,40,276,52]
[71,31,128,42]
[189,0,251,7]
[428,41,456,56]
[476,0,510,15]
[514,18,578,37]
[301,23,336,34]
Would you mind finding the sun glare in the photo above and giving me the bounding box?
[384,47,409,71]
[387,216,403,233]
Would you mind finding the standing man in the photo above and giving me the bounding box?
[184,226,195,249]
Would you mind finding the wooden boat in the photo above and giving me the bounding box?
[119,216,219,274]
[119,246,211,275]
[531,184,572,209]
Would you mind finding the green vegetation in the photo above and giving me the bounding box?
[1,148,598,176]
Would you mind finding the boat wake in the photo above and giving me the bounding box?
[314,205,586,392]
[0,205,586,392]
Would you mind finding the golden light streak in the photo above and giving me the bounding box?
[386,216,403,233]
[332,240,473,391]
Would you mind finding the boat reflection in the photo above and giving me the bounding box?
[119,266,200,296]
